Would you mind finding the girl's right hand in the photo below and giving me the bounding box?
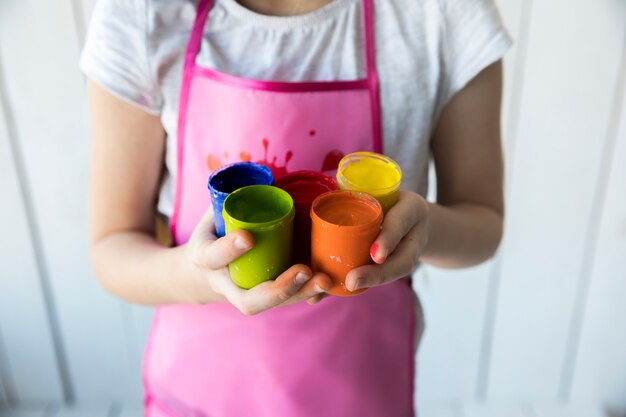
[185,208,332,316]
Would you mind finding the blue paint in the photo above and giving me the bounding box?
[208,162,274,237]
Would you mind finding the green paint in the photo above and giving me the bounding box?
[223,185,295,289]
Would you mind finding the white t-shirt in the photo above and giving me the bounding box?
[80,0,512,218]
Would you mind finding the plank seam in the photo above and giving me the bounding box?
[475,255,502,401]
[522,402,537,417]
[69,0,86,49]
[503,0,533,165]
[0,376,6,405]
[0,327,17,405]
[108,401,122,417]
[120,304,138,380]
[475,0,535,400]
[46,402,60,417]
[0,49,74,404]
[558,27,626,401]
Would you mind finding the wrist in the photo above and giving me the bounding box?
[167,244,225,304]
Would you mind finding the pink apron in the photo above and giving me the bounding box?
[143,0,418,416]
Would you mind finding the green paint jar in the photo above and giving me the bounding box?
[223,185,295,289]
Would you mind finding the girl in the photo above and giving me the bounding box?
[82,0,510,415]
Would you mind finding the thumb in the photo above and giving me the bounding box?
[190,208,255,270]
[190,207,219,242]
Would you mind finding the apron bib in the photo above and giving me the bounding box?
[143,1,418,415]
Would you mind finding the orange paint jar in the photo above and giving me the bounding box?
[310,190,383,296]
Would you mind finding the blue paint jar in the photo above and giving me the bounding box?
[208,162,274,237]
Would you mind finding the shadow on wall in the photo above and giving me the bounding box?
[608,408,626,417]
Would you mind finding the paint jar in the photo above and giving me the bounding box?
[208,162,274,237]
[310,190,383,296]
[336,152,402,213]
[223,185,294,289]
[276,171,338,265]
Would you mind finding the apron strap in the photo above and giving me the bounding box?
[187,0,379,82]
[174,0,212,241]
[184,0,383,154]
[185,0,213,68]
[362,0,383,153]
[362,0,377,83]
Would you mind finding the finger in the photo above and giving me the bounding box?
[306,292,330,305]
[240,265,314,314]
[207,267,249,304]
[277,272,333,307]
[346,224,423,291]
[195,230,255,270]
[370,191,428,264]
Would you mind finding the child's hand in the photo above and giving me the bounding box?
[344,190,430,291]
[186,209,332,315]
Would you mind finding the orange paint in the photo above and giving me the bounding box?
[310,190,383,296]
[207,154,222,171]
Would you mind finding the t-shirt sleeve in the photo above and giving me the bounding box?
[79,0,162,114]
[438,0,513,106]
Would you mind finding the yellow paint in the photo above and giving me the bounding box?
[336,152,402,213]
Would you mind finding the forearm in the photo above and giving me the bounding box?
[91,231,225,306]
[420,202,503,269]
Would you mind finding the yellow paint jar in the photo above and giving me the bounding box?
[336,152,402,213]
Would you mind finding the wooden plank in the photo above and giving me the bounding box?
[532,404,608,417]
[0,0,138,402]
[496,0,533,186]
[569,49,626,409]
[0,408,47,417]
[50,406,110,417]
[415,0,526,397]
[415,263,492,402]
[461,405,532,417]
[476,0,532,401]
[0,331,10,404]
[486,0,626,401]
[117,403,142,417]
[497,0,530,153]
[79,0,98,34]
[129,308,153,357]
[124,306,154,399]
[0,375,7,404]
[419,404,461,417]
[0,62,63,401]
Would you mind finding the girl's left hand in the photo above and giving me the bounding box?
[346,190,430,290]
[307,190,429,304]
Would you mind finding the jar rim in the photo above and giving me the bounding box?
[223,185,295,231]
[208,162,274,197]
[310,190,383,231]
[336,152,402,195]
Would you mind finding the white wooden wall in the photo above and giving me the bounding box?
[0,0,625,415]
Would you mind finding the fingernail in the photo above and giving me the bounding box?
[370,243,379,260]
[234,237,251,250]
[348,279,361,291]
[316,284,326,293]
[370,243,386,263]
[295,272,311,285]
